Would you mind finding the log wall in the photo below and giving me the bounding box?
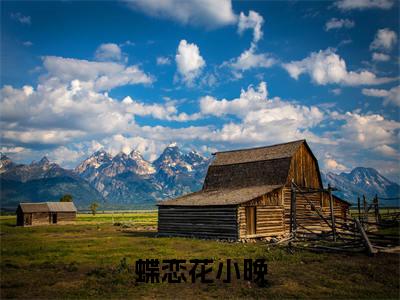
[238,205,285,239]
[57,212,77,222]
[287,143,322,189]
[31,212,50,226]
[283,187,349,234]
[158,206,238,239]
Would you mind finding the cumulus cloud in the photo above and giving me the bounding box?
[125,0,236,28]
[370,28,398,51]
[372,52,390,62]
[335,0,394,10]
[95,43,122,61]
[226,11,274,75]
[324,156,348,172]
[42,56,153,91]
[325,18,354,31]
[0,71,196,148]
[10,12,31,25]
[238,11,264,43]
[156,56,171,65]
[175,40,205,85]
[374,144,398,158]
[362,86,400,106]
[282,48,395,86]
[200,82,326,144]
[229,45,276,72]
[332,111,400,149]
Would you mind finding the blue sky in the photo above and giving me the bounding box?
[1,0,399,181]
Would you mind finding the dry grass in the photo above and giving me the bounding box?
[1,213,399,299]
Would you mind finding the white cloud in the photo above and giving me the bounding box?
[374,144,398,158]
[22,41,33,47]
[120,40,135,47]
[199,82,326,145]
[335,0,394,10]
[175,40,205,85]
[156,56,171,65]
[0,70,196,147]
[10,12,31,25]
[370,28,398,51]
[332,111,400,148]
[238,11,264,43]
[48,146,86,167]
[42,56,153,91]
[372,52,390,61]
[325,18,354,31]
[362,86,400,106]
[331,88,342,95]
[282,48,395,86]
[324,156,348,172]
[229,44,276,72]
[95,43,122,61]
[125,0,237,28]
[122,96,201,121]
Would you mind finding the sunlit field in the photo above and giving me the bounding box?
[1,213,399,299]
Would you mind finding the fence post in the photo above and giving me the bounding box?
[362,195,367,226]
[290,180,297,237]
[328,184,336,242]
[357,196,361,219]
[374,194,380,224]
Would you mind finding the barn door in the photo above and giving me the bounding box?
[246,207,256,235]
[24,214,31,226]
[52,213,57,224]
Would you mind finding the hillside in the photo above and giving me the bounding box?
[1,146,399,210]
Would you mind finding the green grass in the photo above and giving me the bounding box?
[1,213,399,299]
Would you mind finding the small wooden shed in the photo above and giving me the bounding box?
[16,202,77,226]
[158,140,350,240]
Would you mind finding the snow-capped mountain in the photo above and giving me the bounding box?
[322,167,400,203]
[0,156,102,210]
[74,144,210,205]
[0,154,17,174]
[152,143,210,197]
[2,156,72,182]
[2,145,398,210]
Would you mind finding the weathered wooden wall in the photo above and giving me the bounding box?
[238,205,285,239]
[238,189,285,239]
[158,206,238,239]
[57,212,77,222]
[283,187,349,234]
[287,143,322,189]
[31,212,50,226]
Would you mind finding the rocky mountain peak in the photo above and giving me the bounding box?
[0,154,15,174]
[323,167,399,203]
[38,156,50,166]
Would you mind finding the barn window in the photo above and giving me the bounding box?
[246,207,256,235]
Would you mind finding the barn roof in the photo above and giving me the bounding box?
[18,202,77,213]
[212,140,305,166]
[159,139,324,206]
[158,185,282,206]
[47,202,77,212]
[18,203,50,213]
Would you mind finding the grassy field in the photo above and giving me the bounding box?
[1,212,399,299]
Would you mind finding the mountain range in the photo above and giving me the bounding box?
[1,144,399,210]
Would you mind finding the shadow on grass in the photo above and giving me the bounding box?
[120,231,158,238]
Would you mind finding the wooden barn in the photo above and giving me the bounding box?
[16,202,77,226]
[158,140,350,240]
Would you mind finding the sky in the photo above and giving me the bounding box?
[1,0,399,181]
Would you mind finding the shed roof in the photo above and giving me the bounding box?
[212,140,304,166]
[158,185,282,206]
[18,202,77,213]
[47,202,77,212]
